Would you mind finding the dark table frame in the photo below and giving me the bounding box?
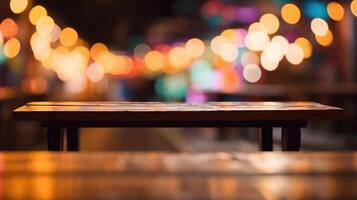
[43,120,307,151]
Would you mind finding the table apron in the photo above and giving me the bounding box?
[41,120,308,128]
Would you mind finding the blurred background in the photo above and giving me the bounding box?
[0,0,356,151]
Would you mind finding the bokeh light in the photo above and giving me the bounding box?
[29,5,47,25]
[74,46,90,63]
[295,37,313,59]
[10,0,29,14]
[260,42,284,71]
[303,1,328,19]
[30,33,51,61]
[351,0,357,17]
[259,13,280,34]
[241,51,259,66]
[219,43,239,62]
[169,47,191,69]
[185,38,205,58]
[221,29,244,46]
[36,16,55,36]
[60,27,78,47]
[4,38,21,59]
[10,0,28,14]
[97,52,118,75]
[261,53,279,71]
[50,24,61,43]
[86,63,105,82]
[0,32,4,47]
[0,18,18,39]
[190,60,215,90]
[327,2,344,21]
[156,74,187,101]
[90,43,108,61]
[210,36,229,55]
[281,3,301,24]
[245,31,270,51]
[311,18,329,36]
[243,64,262,83]
[286,43,304,65]
[134,44,151,59]
[271,35,289,55]
[315,30,333,47]
[144,50,165,71]
[248,22,267,33]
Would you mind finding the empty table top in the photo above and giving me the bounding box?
[13,101,343,122]
[0,152,356,199]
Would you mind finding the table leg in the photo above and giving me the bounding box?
[260,127,273,151]
[67,127,79,151]
[217,128,229,141]
[281,126,301,151]
[47,127,64,151]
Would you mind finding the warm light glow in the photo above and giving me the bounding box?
[50,24,61,42]
[4,38,21,59]
[90,43,108,61]
[210,36,229,55]
[271,35,289,55]
[144,50,165,71]
[97,52,116,74]
[0,18,18,39]
[185,38,205,58]
[169,47,191,69]
[286,43,304,65]
[31,33,51,61]
[122,56,134,75]
[219,43,239,62]
[10,0,28,14]
[281,3,301,24]
[60,27,78,47]
[245,31,270,51]
[260,42,284,71]
[248,22,267,33]
[64,75,87,93]
[259,13,280,34]
[36,16,55,36]
[327,2,344,21]
[315,30,333,47]
[221,29,244,46]
[0,32,3,47]
[57,52,86,81]
[86,62,105,82]
[243,64,262,83]
[114,56,129,75]
[241,51,259,66]
[29,6,47,25]
[74,46,90,60]
[295,37,313,59]
[351,0,357,17]
[311,18,329,36]
[261,51,280,71]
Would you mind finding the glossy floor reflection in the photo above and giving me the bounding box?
[1,152,357,199]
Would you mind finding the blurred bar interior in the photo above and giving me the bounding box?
[0,0,356,152]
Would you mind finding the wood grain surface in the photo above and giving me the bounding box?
[13,101,343,122]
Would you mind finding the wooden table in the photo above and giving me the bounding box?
[13,102,343,151]
[0,152,357,199]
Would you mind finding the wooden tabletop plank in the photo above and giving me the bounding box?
[0,152,356,200]
[13,101,343,122]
